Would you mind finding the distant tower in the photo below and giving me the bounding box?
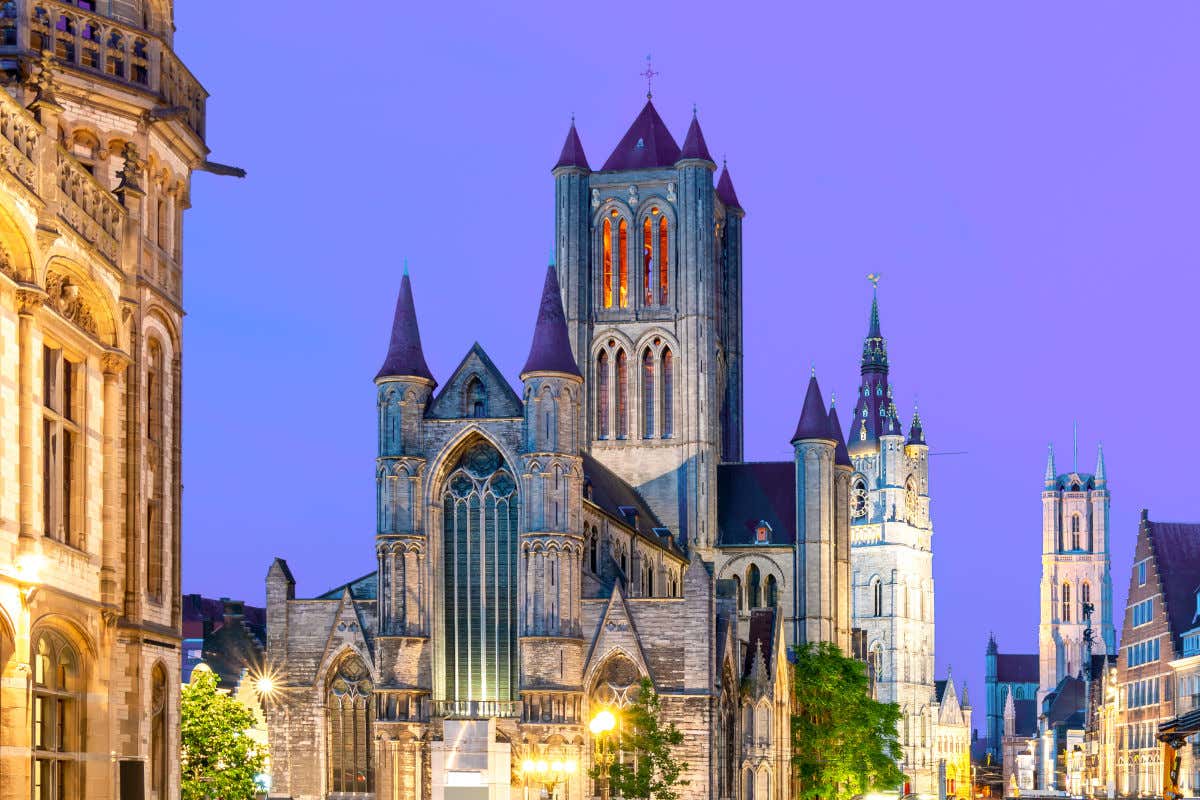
[1037,440,1114,703]
[791,374,837,646]
[553,102,744,551]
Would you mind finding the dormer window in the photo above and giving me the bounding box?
[755,521,772,544]
[635,137,644,149]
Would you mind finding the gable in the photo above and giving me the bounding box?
[427,343,523,420]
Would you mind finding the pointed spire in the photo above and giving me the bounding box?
[987,632,998,655]
[1095,442,1107,486]
[521,260,582,379]
[601,101,681,171]
[962,681,970,708]
[792,374,833,443]
[861,275,888,375]
[376,271,435,383]
[1073,421,1079,472]
[907,404,926,446]
[553,116,590,171]
[716,162,742,210]
[1044,443,1057,489]
[828,405,853,467]
[679,110,714,163]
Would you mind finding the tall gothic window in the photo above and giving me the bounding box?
[873,578,883,617]
[602,216,613,308]
[617,219,629,308]
[441,441,519,704]
[32,630,81,800]
[615,349,628,438]
[150,664,167,800]
[641,348,654,438]
[1062,581,1071,622]
[146,339,165,602]
[1082,582,1091,614]
[642,217,653,305]
[765,575,778,607]
[1071,514,1081,550]
[659,215,669,304]
[660,348,673,438]
[747,564,761,609]
[326,655,373,794]
[596,351,609,438]
[42,346,80,547]
[466,376,487,418]
[589,530,598,573]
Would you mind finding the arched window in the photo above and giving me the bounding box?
[757,703,771,742]
[32,630,81,799]
[641,348,654,438]
[660,348,673,438]
[326,654,374,794]
[441,441,519,700]
[1082,581,1091,612]
[1062,581,1071,622]
[156,196,169,249]
[873,578,883,617]
[596,351,609,438]
[615,349,628,438]
[150,664,167,800]
[617,219,628,307]
[146,338,165,602]
[541,390,557,450]
[465,376,487,418]
[658,215,669,304]
[765,574,778,607]
[745,768,756,800]
[733,574,742,610]
[602,217,613,308]
[642,217,653,305]
[1071,514,1081,550]
[589,531,598,573]
[747,564,761,609]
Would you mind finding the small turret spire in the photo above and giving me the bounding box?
[828,404,853,467]
[679,111,713,162]
[376,270,435,384]
[716,162,742,210]
[521,261,582,378]
[1044,443,1057,488]
[792,374,833,443]
[1095,442,1107,486]
[907,403,926,446]
[554,116,590,171]
[861,274,887,375]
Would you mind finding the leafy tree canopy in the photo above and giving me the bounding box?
[181,667,267,800]
[791,641,907,800]
[590,678,690,800]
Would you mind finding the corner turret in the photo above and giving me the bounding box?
[793,373,838,645]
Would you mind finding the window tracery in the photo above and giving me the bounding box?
[641,348,654,438]
[32,630,81,800]
[326,654,373,795]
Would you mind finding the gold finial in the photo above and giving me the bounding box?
[866,272,882,289]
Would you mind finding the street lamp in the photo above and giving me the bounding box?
[522,756,577,800]
[589,708,618,800]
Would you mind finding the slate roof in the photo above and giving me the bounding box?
[554,120,589,171]
[995,653,1039,684]
[716,462,796,546]
[201,617,266,689]
[828,405,852,467]
[679,114,713,162]
[743,607,777,678]
[716,165,742,209]
[521,262,582,378]
[582,453,680,555]
[317,571,379,601]
[376,272,435,384]
[1013,698,1038,736]
[601,101,681,171]
[1044,675,1087,728]
[1146,518,1200,650]
[793,375,833,443]
[181,596,267,690]
[935,679,949,704]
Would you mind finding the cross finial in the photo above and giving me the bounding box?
[830,391,837,408]
[692,102,698,117]
[810,362,816,378]
[640,54,659,100]
[403,257,408,277]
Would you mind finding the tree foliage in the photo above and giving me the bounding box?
[791,641,907,800]
[590,678,690,800]
[181,668,267,800]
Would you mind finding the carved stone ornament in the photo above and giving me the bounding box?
[27,50,63,115]
[15,286,44,315]
[45,271,98,336]
[667,181,676,203]
[115,142,144,196]
[100,350,130,376]
[591,188,600,209]
[628,184,638,206]
[0,240,14,280]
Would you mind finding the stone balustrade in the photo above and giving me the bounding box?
[56,144,121,264]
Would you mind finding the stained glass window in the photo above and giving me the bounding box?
[660,349,673,438]
[597,352,609,438]
[326,655,373,794]
[659,216,669,304]
[602,218,613,308]
[615,350,628,438]
[617,220,628,308]
[642,348,654,438]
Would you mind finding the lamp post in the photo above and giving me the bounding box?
[589,708,617,800]
[522,756,577,800]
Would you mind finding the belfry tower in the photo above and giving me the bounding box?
[1038,439,1114,703]
[553,99,744,551]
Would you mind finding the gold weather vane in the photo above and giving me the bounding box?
[866,272,882,289]
[641,55,659,100]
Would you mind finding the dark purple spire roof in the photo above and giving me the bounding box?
[679,113,713,162]
[792,374,833,443]
[521,261,582,378]
[376,271,435,383]
[554,119,590,171]
[716,164,742,209]
[907,408,926,446]
[601,101,681,171]
[828,405,852,467]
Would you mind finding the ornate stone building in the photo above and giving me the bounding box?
[264,99,936,799]
[0,3,214,798]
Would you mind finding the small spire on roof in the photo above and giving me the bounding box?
[376,269,435,384]
[1095,442,1107,486]
[716,162,742,209]
[521,261,582,379]
[402,256,408,277]
[554,116,590,171]
[792,374,833,443]
[679,110,714,163]
[1045,443,1057,488]
[640,54,659,100]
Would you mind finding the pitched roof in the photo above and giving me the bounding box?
[521,262,581,378]
[601,101,681,171]
[1044,674,1087,728]
[717,462,796,546]
[716,164,742,209]
[679,113,713,162]
[1013,698,1038,736]
[743,607,777,678]
[582,453,679,555]
[1146,518,1200,649]
[554,120,590,170]
[995,653,1039,684]
[828,405,852,467]
[792,375,833,443]
[317,571,378,601]
[376,272,435,384]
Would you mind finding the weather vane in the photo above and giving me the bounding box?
[866,272,882,289]
[641,54,659,100]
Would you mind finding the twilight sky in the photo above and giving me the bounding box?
[177,2,1200,719]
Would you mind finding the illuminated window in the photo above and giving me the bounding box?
[615,349,628,438]
[42,346,81,548]
[641,348,654,438]
[643,217,653,305]
[765,575,778,607]
[596,351,609,438]
[326,655,374,794]
[1062,581,1071,622]
[755,522,770,543]
[660,348,673,438]
[32,630,81,800]
[602,217,613,308]
[659,215,669,304]
[618,219,628,308]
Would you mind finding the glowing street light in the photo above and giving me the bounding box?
[522,755,576,800]
[589,708,618,800]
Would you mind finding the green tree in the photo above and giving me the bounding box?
[590,678,690,800]
[181,668,267,800]
[791,641,907,800]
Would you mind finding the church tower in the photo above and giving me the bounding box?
[1037,440,1114,703]
[847,283,936,793]
[553,99,744,552]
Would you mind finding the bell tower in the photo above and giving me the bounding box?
[553,100,744,551]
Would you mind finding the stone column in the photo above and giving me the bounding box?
[16,288,43,544]
[100,351,129,608]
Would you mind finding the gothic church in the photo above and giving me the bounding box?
[264,97,938,800]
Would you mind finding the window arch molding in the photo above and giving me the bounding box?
[591,333,636,441]
[29,621,93,799]
[0,200,36,284]
[41,256,121,347]
[322,649,375,796]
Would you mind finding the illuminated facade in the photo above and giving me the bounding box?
[0,2,213,798]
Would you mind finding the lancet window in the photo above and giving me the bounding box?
[661,348,673,438]
[602,217,613,308]
[42,345,81,548]
[615,349,628,438]
[326,655,373,795]
[150,664,167,800]
[1062,581,1071,622]
[617,219,628,307]
[596,351,610,438]
[146,338,165,602]
[642,348,655,438]
[872,577,883,617]
[31,630,82,800]
[747,564,761,609]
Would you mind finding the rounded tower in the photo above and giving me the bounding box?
[792,372,837,645]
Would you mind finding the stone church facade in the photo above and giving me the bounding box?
[0,2,212,799]
[265,99,935,799]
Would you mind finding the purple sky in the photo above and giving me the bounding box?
[177,3,1199,719]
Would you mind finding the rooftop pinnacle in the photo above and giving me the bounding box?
[521,261,582,378]
[376,271,435,384]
